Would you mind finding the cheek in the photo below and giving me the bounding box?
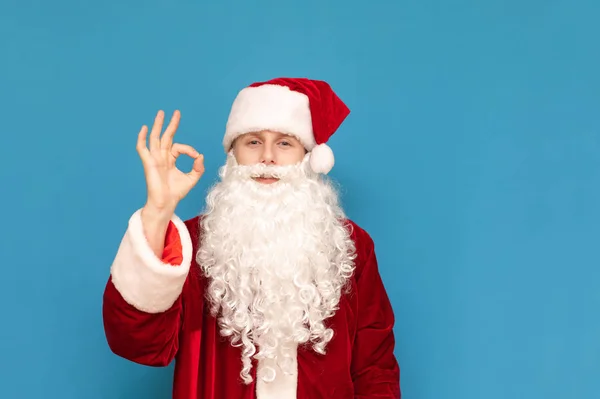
[277,147,306,165]
[233,147,260,165]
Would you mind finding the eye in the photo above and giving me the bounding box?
[248,139,261,146]
[279,140,292,147]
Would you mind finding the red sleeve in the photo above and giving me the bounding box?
[351,231,401,398]
[162,220,184,265]
[103,216,189,367]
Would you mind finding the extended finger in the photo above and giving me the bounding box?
[161,110,180,151]
[136,125,151,161]
[149,110,164,154]
[170,143,200,166]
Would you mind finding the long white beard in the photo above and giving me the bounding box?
[195,153,356,384]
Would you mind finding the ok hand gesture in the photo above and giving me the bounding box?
[137,110,205,221]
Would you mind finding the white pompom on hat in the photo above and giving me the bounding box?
[223,77,350,174]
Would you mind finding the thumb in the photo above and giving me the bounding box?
[187,154,205,182]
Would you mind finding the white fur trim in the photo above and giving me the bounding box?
[224,84,316,151]
[110,209,193,313]
[309,143,335,174]
[256,344,298,399]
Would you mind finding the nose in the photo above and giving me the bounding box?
[261,144,276,164]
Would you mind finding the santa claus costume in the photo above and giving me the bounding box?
[102,77,401,398]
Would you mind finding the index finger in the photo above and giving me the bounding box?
[169,143,200,166]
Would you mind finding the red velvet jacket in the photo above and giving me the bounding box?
[102,209,401,398]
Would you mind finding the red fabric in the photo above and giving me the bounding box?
[162,221,183,266]
[249,78,350,145]
[102,217,401,398]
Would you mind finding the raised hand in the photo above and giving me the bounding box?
[137,110,205,222]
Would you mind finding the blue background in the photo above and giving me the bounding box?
[1,0,598,398]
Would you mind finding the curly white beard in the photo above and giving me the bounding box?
[196,152,356,385]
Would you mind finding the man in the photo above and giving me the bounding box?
[102,77,401,398]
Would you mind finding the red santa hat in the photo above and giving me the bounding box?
[223,77,350,174]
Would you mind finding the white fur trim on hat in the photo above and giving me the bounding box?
[309,143,335,174]
[224,84,317,151]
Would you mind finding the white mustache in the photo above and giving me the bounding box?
[223,154,312,182]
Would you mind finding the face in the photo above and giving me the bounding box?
[232,130,307,184]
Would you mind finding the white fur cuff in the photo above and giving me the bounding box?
[110,209,193,313]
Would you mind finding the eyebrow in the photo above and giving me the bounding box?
[245,132,295,141]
